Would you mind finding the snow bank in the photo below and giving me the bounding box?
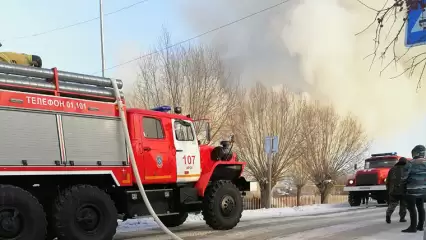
[117,203,354,233]
[117,218,159,233]
[237,203,352,220]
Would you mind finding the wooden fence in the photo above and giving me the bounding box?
[243,195,348,210]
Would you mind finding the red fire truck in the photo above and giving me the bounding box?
[343,152,407,206]
[0,62,253,240]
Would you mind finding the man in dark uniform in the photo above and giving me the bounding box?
[385,157,408,223]
[401,145,426,233]
[0,52,42,67]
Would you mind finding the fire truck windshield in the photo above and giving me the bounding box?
[364,158,398,169]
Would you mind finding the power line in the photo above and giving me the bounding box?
[1,0,149,42]
[95,0,292,74]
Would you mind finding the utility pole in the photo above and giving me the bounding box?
[265,136,278,209]
[267,151,272,208]
[99,0,106,77]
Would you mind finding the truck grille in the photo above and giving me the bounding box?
[356,173,378,186]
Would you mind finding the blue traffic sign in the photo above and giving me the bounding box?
[264,136,279,154]
[264,137,272,154]
[406,0,426,47]
[271,136,279,153]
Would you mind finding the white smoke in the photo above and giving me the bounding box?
[178,0,426,140]
[282,0,426,138]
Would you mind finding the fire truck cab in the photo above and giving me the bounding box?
[343,152,406,206]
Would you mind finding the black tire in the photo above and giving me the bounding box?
[42,198,57,240]
[377,199,386,204]
[202,180,243,230]
[158,213,188,227]
[0,184,47,240]
[348,192,361,206]
[52,185,118,240]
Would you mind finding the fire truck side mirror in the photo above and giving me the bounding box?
[354,164,358,170]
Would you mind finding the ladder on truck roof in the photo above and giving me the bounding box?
[0,62,124,102]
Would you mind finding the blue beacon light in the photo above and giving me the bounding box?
[151,105,172,112]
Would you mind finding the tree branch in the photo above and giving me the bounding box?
[356,0,426,90]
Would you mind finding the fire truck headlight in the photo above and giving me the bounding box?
[384,178,386,183]
[348,179,354,185]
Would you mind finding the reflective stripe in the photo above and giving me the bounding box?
[343,185,386,191]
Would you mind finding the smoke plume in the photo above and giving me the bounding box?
[178,0,426,139]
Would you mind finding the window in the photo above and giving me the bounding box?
[142,117,164,139]
[364,158,397,169]
[174,120,194,141]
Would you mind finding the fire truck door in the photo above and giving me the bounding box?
[141,116,172,181]
[172,119,201,183]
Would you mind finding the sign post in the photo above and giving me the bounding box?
[264,135,279,209]
[405,0,426,47]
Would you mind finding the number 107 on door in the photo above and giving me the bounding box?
[183,155,195,165]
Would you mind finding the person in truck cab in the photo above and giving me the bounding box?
[401,145,426,233]
[385,157,407,224]
[0,52,42,67]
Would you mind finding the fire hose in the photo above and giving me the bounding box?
[111,78,183,240]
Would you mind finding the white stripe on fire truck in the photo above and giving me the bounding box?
[0,171,120,186]
[56,115,67,164]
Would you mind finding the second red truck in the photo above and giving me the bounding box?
[343,152,408,206]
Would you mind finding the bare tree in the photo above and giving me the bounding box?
[299,102,369,203]
[231,83,305,207]
[356,0,426,89]
[289,161,309,206]
[129,28,241,142]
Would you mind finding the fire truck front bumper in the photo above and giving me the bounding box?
[343,185,386,192]
[234,177,258,192]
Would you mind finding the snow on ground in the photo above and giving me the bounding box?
[355,228,425,240]
[117,203,356,233]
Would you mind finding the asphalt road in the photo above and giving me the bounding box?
[114,205,425,240]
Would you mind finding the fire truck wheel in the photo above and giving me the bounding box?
[158,212,188,227]
[52,185,118,240]
[348,192,361,206]
[202,180,243,230]
[0,185,47,240]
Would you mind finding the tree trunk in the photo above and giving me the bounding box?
[320,190,329,203]
[315,181,333,204]
[296,187,302,206]
[260,187,270,208]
